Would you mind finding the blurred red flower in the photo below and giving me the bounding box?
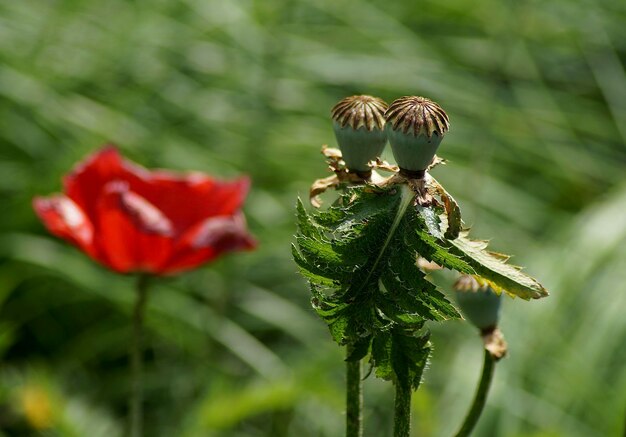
[33,146,256,275]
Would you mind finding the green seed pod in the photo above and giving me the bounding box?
[454,275,502,330]
[385,96,449,175]
[331,95,388,173]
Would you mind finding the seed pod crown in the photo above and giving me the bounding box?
[385,96,449,138]
[331,95,388,131]
[331,95,389,173]
[384,95,450,172]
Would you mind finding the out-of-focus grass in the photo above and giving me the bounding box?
[0,0,625,436]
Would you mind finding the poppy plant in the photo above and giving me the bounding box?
[33,145,256,437]
[33,145,256,275]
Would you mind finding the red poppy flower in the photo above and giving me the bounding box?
[33,146,256,275]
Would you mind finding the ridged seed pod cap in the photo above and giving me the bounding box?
[454,275,501,330]
[385,96,449,173]
[331,95,388,172]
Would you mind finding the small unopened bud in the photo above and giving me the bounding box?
[385,96,449,175]
[454,275,501,330]
[331,95,388,174]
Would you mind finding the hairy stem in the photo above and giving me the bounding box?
[393,378,412,437]
[454,349,495,437]
[346,347,363,437]
[130,275,150,437]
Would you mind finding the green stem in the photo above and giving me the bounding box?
[130,275,150,437]
[393,378,412,437]
[454,349,496,437]
[346,347,363,437]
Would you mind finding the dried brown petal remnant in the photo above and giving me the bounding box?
[331,95,388,131]
[385,96,449,138]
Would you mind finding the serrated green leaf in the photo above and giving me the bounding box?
[296,198,323,238]
[370,328,431,391]
[310,287,347,318]
[405,212,474,274]
[371,331,393,381]
[328,314,349,344]
[391,254,461,320]
[380,272,449,323]
[391,329,431,390]
[291,244,339,286]
[407,204,548,300]
[346,336,372,362]
[450,231,549,300]
[417,206,443,239]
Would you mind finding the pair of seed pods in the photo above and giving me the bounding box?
[331,95,450,175]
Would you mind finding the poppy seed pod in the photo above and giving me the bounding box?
[331,95,388,173]
[454,275,501,330]
[385,96,449,175]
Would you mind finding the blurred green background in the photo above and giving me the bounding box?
[1,0,625,436]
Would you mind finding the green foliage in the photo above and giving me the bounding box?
[294,181,548,388]
[371,328,431,390]
[294,185,459,387]
[449,233,548,300]
[409,204,548,300]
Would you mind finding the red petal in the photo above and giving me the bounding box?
[33,195,97,257]
[160,213,256,274]
[65,146,251,236]
[93,181,174,274]
[124,169,251,235]
[63,145,124,221]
